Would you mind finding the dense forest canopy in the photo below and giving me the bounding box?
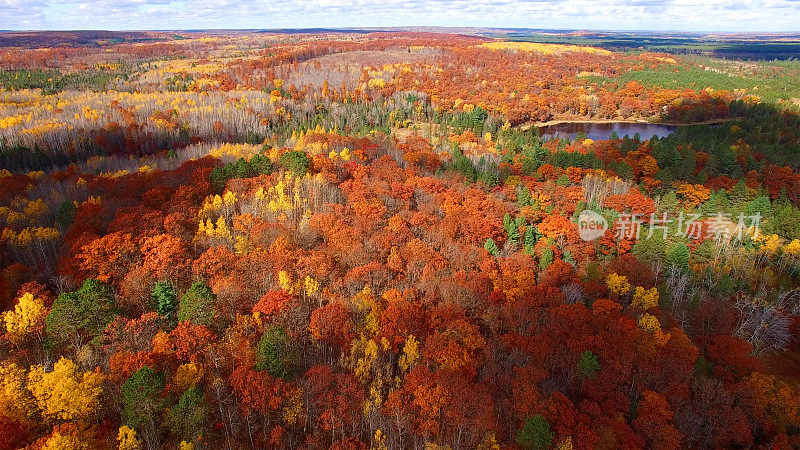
[1,29,800,449]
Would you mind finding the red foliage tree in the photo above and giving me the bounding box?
[309,301,355,349]
[170,321,215,362]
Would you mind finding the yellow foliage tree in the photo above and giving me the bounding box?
[373,429,389,450]
[354,286,380,336]
[282,386,304,426]
[759,234,782,255]
[117,426,141,450]
[304,275,319,297]
[174,362,203,391]
[3,292,48,345]
[42,428,88,450]
[556,437,574,450]
[637,313,671,346]
[746,372,800,433]
[477,432,500,450]
[0,361,36,423]
[630,286,659,310]
[214,216,231,239]
[27,357,105,422]
[24,198,47,221]
[278,270,295,294]
[606,273,631,296]
[151,331,174,355]
[784,239,800,256]
[676,183,711,208]
[349,335,379,384]
[398,334,420,372]
[222,190,237,206]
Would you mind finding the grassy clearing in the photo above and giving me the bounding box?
[587,58,800,108]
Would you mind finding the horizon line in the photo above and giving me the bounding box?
[2,26,800,35]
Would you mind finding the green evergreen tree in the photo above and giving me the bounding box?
[657,190,680,216]
[256,326,299,379]
[503,214,519,243]
[665,242,690,272]
[280,150,310,176]
[55,201,77,230]
[451,147,478,182]
[520,147,545,176]
[503,213,513,232]
[515,215,528,230]
[516,415,554,450]
[517,185,531,208]
[563,250,575,266]
[745,195,771,218]
[524,226,540,256]
[122,367,165,436]
[576,350,600,379]
[728,179,751,210]
[484,238,499,257]
[631,231,667,265]
[46,279,116,350]
[166,387,206,442]
[539,243,554,271]
[152,281,177,318]
[178,281,216,326]
[763,202,800,240]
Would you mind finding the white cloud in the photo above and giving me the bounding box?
[0,0,798,31]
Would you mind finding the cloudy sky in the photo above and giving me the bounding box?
[1,0,798,32]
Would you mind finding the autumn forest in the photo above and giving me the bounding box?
[1,29,800,449]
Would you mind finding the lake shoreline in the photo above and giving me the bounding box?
[526,116,740,129]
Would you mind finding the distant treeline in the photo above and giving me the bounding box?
[500,33,800,60]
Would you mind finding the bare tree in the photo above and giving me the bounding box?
[734,293,791,356]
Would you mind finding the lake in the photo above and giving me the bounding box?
[538,121,677,141]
